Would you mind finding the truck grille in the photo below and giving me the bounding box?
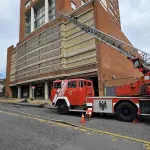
[139,100,150,114]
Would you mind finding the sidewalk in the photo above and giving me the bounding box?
[0,98,53,108]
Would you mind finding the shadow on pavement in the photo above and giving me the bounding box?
[67,111,150,124]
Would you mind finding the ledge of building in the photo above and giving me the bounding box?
[9,68,97,86]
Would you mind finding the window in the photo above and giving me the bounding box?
[88,82,91,86]
[79,81,84,87]
[84,81,87,86]
[81,0,86,5]
[54,82,61,89]
[71,2,76,10]
[34,5,45,29]
[25,14,31,35]
[25,1,31,8]
[68,81,76,88]
[48,0,56,21]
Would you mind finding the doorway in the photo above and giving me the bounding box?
[33,83,44,100]
[12,86,18,98]
[21,85,29,98]
[88,76,99,96]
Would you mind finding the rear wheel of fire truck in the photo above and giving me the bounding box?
[57,101,68,115]
[115,102,137,122]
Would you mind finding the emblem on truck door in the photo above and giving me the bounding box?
[99,101,107,111]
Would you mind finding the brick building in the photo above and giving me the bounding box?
[0,79,5,97]
[6,0,141,99]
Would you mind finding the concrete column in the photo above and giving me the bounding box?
[44,81,49,100]
[18,86,21,99]
[29,85,32,99]
[45,0,49,23]
[31,7,35,32]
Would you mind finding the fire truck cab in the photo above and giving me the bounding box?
[50,78,94,114]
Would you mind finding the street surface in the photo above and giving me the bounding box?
[0,103,149,150]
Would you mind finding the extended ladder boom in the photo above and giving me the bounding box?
[58,12,150,72]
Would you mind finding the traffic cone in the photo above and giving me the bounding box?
[80,113,86,123]
[132,118,139,123]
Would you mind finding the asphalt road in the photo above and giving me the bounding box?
[1,103,150,141]
[0,104,149,150]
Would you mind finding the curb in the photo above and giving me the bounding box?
[0,102,55,109]
[0,102,46,108]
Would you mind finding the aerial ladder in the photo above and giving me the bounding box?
[56,12,150,96]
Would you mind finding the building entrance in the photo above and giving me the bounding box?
[33,83,44,99]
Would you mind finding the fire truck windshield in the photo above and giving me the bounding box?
[54,82,62,89]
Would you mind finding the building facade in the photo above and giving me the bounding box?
[6,0,141,99]
[0,79,5,97]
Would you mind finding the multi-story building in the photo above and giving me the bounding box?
[0,79,5,97]
[6,0,141,99]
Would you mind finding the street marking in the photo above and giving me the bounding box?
[0,110,70,128]
[0,106,150,145]
[112,137,117,142]
[0,111,19,117]
[79,126,150,145]
[0,106,63,122]
[144,144,150,150]
[79,128,88,132]
[87,132,92,135]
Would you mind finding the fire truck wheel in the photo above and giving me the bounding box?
[116,102,137,122]
[57,101,68,115]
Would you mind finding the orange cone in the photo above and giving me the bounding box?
[132,119,139,123]
[80,113,86,123]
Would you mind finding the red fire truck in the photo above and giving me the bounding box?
[49,12,150,122]
[50,77,150,122]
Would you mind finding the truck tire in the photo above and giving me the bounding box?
[115,102,137,122]
[57,101,68,115]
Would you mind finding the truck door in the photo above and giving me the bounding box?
[79,80,87,105]
[66,80,79,106]
[87,81,94,97]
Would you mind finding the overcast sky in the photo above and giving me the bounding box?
[0,0,150,78]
